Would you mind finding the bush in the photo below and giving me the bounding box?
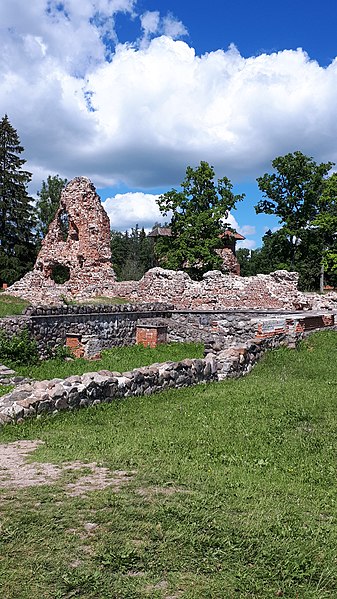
[0,328,39,365]
[53,344,72,360]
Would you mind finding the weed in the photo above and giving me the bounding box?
[0,328,39,365]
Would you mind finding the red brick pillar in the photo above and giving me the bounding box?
[136,325,168,348]
[65,334,84,358]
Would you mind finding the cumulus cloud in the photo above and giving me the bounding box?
[1,1,337,195]
[103,191,166,229]
[224,213,256,249]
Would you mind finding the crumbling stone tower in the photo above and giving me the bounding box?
[7,177,116,303]
[35,177,115,287]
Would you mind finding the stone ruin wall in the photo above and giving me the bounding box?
[5,175,337,312]
[7,177,116,304]
[76,267,318,311]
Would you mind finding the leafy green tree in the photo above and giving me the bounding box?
[0,114,36,285]
[156,161,244,279]
[313,173,337,287]
[256,151,333,269]
[36,174,67,239]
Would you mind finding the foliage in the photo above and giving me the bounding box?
[156,161,244,279]
[238,227,327,290]
[254,151,336,289]
[14,342,203,380]
[256,151,332,233]
[52,344,72,361]
[0,328,39,365]
[313,172,337,278]
[1,332,337,597]
[72,296,129,306]
[111,225,155,280]
[35,174,67,239]
[50,263,70,284]
[0,115,37,285]
[0,294,29,317]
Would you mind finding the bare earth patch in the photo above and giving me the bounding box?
[0,440,135,496]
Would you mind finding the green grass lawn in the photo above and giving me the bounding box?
[0,293,29,317]
[14,342,204,380]
[1,331,337,597]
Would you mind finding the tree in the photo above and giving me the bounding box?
[156,161,244,279]
[237,227,325,290]
[256,151,333,269]
[0,115,36,285]
[36,174,67,239]
[312,173,337,288]
[110,225,155,281]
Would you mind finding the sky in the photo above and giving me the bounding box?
[1,0,337,250]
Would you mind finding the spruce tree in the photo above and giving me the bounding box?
[0,115,36,285]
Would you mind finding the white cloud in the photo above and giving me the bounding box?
[239,224,256,236]
[140,10,160,36]
[162,13,188,39]
[1,2,337,194]
[237,239,256,250]
[103,191,166,229]
[223,213,255,240]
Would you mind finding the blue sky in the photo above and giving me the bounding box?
[1,0,337,249]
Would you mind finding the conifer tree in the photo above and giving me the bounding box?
[0,115,36,285]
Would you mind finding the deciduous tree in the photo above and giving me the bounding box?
[156,161,244,279]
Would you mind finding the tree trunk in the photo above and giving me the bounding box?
[319,261,325,293]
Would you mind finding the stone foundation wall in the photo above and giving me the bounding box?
[0,329,308,427]
[1,304,336,360]
[0,303,172,359]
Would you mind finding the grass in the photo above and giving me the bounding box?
[0,293,29,317]
[14,342,204,380]
[0,331,337,597]
[0,384,13,396]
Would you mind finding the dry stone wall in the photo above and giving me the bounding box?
[0,330,308,427]
[1,313,336,428]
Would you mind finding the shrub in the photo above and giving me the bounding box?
[0,328,39,365]
[53,344,72,360]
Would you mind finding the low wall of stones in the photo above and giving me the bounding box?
[0,303,173,359]
[0,330,304,427]
[1,304,336,359]
[167,311,266,346]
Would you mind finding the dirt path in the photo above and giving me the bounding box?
[0,440,135,496]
